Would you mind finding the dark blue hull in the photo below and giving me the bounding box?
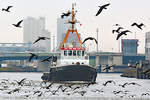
[41,65,97,83]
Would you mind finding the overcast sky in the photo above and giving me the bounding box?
[0,0,150,53]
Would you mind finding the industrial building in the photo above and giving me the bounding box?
[145,31,150,60]
[89,39,145,73]
[23,17,51,52]
[89,52,145,73]
[121,39,138,56]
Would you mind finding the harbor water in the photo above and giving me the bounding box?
[0,72,149,100]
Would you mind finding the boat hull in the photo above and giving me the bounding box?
[41,65,97,83]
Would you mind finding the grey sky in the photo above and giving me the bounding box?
[0,0,150,53]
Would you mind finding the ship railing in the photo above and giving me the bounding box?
[63,42,84,48]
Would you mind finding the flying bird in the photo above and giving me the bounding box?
[113,91,123,95]
[12,20,23,28]
[41,56,52,62]
[103,65,114,71]
[96,3,110,16]
[116,30,132,40]
[103,80,115,86]
[82,37,98,44]
[33,36,50,44]
[61,11,71,18]
[118,83,129,88]
[2,6,13,12]
[112,27,124,34]
[128,82,141,86]
[141,93,150,96]
[29,53,38,62]
[131,22,145,30]
[15,78,26,86]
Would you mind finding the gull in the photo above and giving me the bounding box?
[103,80,115,86]
[103,65,114,71]
[28,53,38,62]
[15,78,26,86]
[82,37,98,44]
[119,83,129,88]
[61,11,71,18]
[116,30,132,40]
[33,36,50,44]
[96,3,110,16]
[131,22,145,30]
[112,27,124,34]
[2,6,13,12]
[128,82,141,86]
[41,56,52,62]
[12,20,23,28]
[141,93,150,96]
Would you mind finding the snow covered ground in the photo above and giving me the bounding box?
[0,72,150,100]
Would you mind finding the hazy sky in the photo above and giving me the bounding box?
[0,0,150,53]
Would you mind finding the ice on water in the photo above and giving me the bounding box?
[0,72,150,100]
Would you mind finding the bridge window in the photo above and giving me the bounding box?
[68,50,72,56]
[82,51,85,56]
[64,50,67,56]
[73,50,76,56]
[77,50,81,56]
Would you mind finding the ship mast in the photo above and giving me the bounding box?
[61,3,82,48]
[71,3,75,32]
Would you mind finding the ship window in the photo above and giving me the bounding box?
[73,50,76,56]
[64,50,67,56]
[68,50,72,56]
[77,50,81,56]
[82,51,85,56]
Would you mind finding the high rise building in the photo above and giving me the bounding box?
[145,32,150,60]
[23,17,51,52]
[57,15,81,49]
[121,39,138,56]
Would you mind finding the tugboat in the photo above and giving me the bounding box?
[41,3,97,83]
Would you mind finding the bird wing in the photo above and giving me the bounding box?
[131,23,138,26]
[19,78,26,84]
[61,14,64,18]
[116,33,122,40]
[103,3,110,8]
[33,38,41,44]
[124,30,131,34]
[82,38,89,44]
[112,30,116,33]
[96,8,103,16]
[93,38,98,44]
[41,56,51,62]
[17,20,23,26]
[46,37,50,39]
[117,27,124,31]
[7,6,13,9]
[29,55,34,62]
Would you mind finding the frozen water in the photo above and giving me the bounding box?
[0,72,149,100]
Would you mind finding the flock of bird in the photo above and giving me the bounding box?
[2,3,147,54]
[61,2,147,45]
[1,5,53,63]
[0,78,149,99]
